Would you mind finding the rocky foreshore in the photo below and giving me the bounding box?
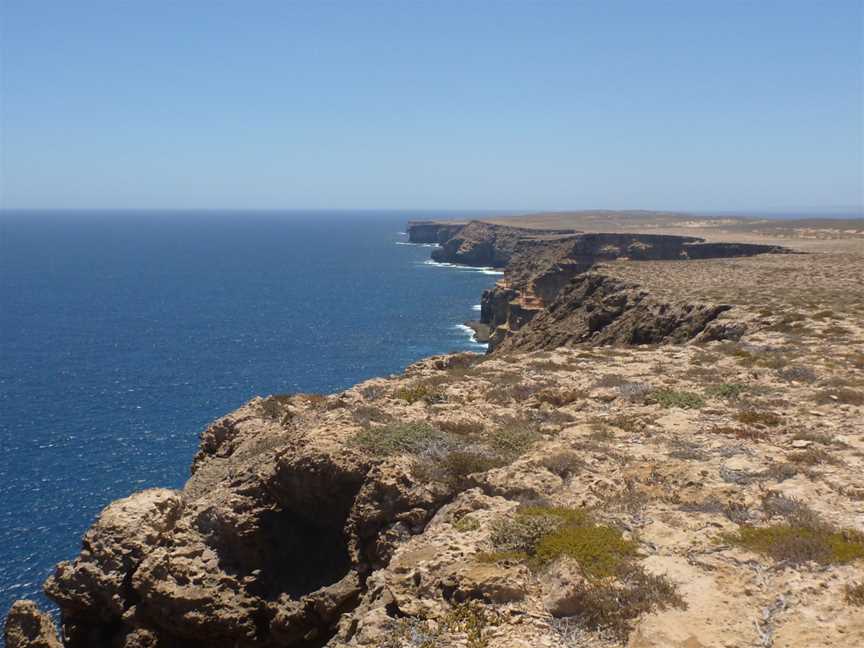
[7,217,864,648]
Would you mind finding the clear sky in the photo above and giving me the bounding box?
[1,1,861,212]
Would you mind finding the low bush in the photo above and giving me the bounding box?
[647,389,705,409]
[488,418,541,458]
[618,382,653,402]
[487,504,682,641]
[736,410,782,427]
[438,418,486,436]
[787,447,839,466]
[553,563,685,642]
[846,582,864,607]
[710,425,767,441]
[352,421,450,455]
[540,452,585,478]
[351,405,392,426]
[537,387,587,407]
[259,394,294,425]
[724,524,864,565]
[395,381,446,404]
[705,383,748,400]
[414,450,507,488]
[778,366,818,383]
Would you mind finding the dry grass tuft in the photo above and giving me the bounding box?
[846,582,864,607]
[735,410,782,427]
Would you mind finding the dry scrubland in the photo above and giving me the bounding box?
[6,216,863,648]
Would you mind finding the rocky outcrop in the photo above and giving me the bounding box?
[492,272,732,352]
[4,601,62,648]
[405,221,465,244]
[24,394,463,648]
[430,221,578,267]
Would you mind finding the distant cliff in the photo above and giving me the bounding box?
[430,221,578,267]
[433,226,792,351]
[405,220,465,244]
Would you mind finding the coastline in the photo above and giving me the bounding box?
[6,214,864,648]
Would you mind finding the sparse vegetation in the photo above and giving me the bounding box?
[710,425,767,441]
[536,387,587,407]
[352,404,392,426]
[540,451,585,478]
[352,421,449,455]
[454,515,482,533]
[735,410,782,427]
[258,394,294,425]
[846,582,864,607]
[788,447,839,466]
[617,381,653,402]
[705,382,748,400]
[778,366,818,383]
[382,602,499,648]
[438,418,486,436]
[724,524,864,565]
[647,388,705,409]
[414,449,507,488]
[487,504,682,640]
[395,381,446,404]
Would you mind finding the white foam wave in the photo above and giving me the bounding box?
[396,241,439,247]
[421,259,502,274]
[472,304,482,311]
[453,324,489,348]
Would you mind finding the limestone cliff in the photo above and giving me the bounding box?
[405,221,465,244]
[430,221,578,268]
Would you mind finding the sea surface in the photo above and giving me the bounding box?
[0,210,500,616]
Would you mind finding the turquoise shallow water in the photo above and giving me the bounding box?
[0,210,498,616]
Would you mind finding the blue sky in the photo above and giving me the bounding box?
[1,1,861,212]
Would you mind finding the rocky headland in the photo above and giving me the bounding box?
[7,213,864,648]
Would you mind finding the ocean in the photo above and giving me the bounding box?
[0,210,500,616]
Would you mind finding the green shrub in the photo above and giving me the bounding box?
[487,504,682,641]
[535,524,637,577]
[488,419,541,458]
[352,422,449,455]
[724,525,864,565]
[454,515,482,532]
[395,382,447,404]
[705,383,748,400]
[647,389,705,409]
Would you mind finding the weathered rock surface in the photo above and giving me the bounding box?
[493,272,733,352]
[4,601,62,648]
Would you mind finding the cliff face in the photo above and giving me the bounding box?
[470,230,790,351]
[405,221,465,244]
[430,221,578,267]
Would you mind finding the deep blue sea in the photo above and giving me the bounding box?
[0,210,499,617]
